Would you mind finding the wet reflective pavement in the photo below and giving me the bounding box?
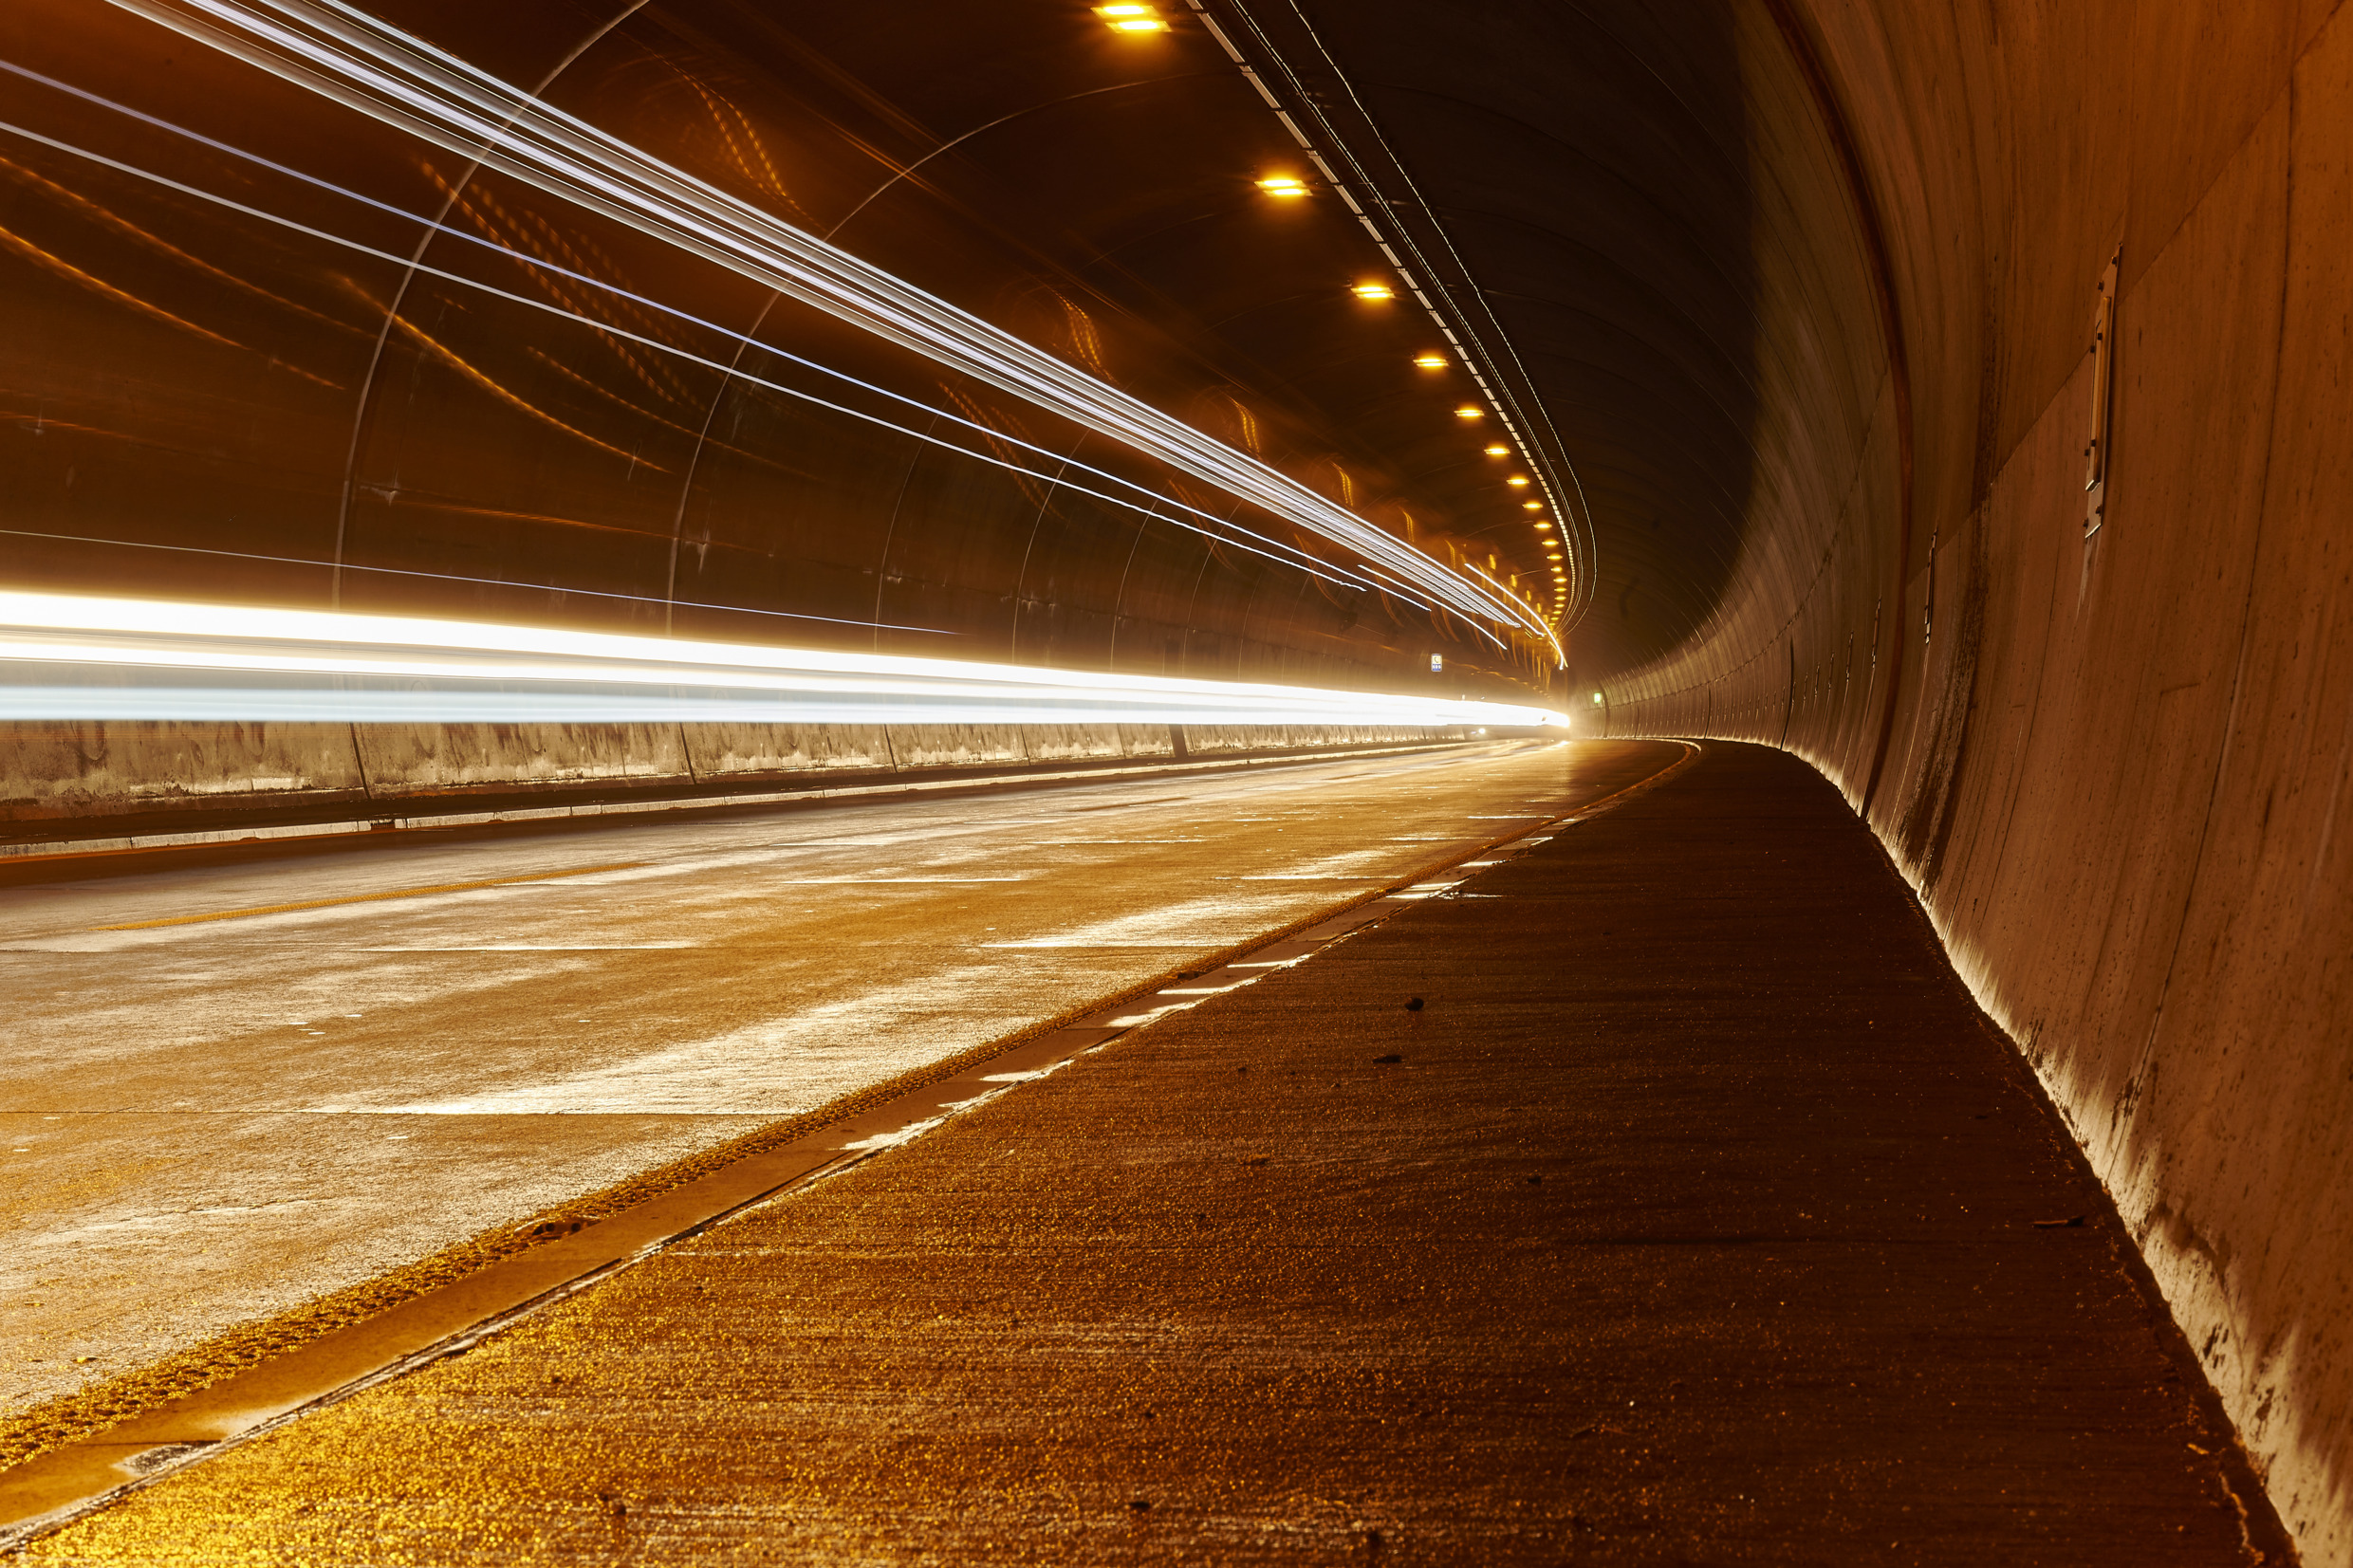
[9,740,2283,1564]
[1,739,1631,1424]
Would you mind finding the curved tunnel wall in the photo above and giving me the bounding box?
[1,1,2347,1555]
[1597,5,2353,1555]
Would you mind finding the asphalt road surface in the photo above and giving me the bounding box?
[2,738,1645,1420]
[9,740,2284,1566]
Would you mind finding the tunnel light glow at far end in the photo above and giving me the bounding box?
[0,593,1569,730]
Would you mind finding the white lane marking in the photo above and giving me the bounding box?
[322,964,1030,1116]
[764,876,1029,885]
[1233,876,1380,882]
[2,882,592,949]
[839,1114,950,1153]
[973,892,1301,950]
[1024,839,1207,845]
[977,942,1193,950]
[358,943,699,952]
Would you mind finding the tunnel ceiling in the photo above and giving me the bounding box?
[0,0,1769,697]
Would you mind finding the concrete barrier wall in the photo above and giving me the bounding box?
[0,719,1451,839]
[1597,6,2353,1556]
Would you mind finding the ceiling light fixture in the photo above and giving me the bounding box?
[1507,476,1529,488]
[1484,444,1509,457]
[1454,405,1484,420]
[1413,353,1448,369]
[1093,5,1169,30]
[1522,501,1543,511]
[1256,175,1309,197]
[1351,282,1394,301]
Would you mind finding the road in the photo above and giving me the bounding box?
[2,738,1644,1420]
[9,739,2285,1567]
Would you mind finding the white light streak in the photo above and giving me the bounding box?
[102,0,1552,651]
[0,75,1369,597]
[0,593,1569,729]
[0,98,1374,597]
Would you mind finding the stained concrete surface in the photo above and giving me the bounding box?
[1596,11,2353,1552]
[21,742,2288,1565]
[1,739,1643,1422]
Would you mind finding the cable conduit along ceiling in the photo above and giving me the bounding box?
[1195,0,1599,634]
[98,0,1561,656]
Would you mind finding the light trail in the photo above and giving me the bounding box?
[0,59,1376,595]
[0,525,958,637]
[0,109,1375,597]
[0,592,1570,729]
[95,0,1559,653]
[0,83,1376,598]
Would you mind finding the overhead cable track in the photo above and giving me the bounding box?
[1186,0,1600,637]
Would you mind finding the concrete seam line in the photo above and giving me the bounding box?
[0,739,1691,1516]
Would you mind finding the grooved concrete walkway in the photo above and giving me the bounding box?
[21,742,2286,1564]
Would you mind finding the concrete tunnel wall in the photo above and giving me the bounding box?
[0,720,1457,840]
[1594,5,2353,1556]
[1,0,2347,1555]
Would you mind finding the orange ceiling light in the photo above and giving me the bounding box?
[1507,475,1529,488]
[1094,4,1169,30]
[1255,174,1310,197]
[1413,352,1448,369]
[1522,500,1543,510]
[1453,405,1485,420]
[1483,443,1509,456]
[1351,282,1395,301]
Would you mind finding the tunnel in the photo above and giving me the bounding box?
[0,1,2346,1561]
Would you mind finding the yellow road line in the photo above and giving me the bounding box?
[91,862,647,931]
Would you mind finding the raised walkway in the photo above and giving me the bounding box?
[16,742,2289,1565]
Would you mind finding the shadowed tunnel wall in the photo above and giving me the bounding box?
[0,1,2347,1557]
[1593,5,2353,1556]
